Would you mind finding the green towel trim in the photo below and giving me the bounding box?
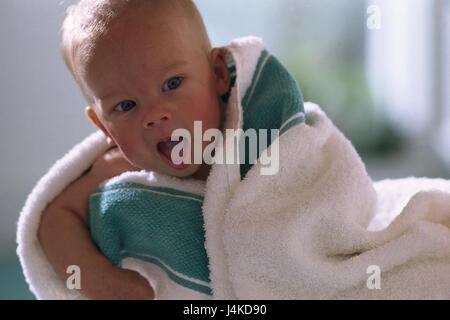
[240,50,305,179]
[92,182,204,202]
[89,182,211,295]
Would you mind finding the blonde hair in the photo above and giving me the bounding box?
[61,0,211,101]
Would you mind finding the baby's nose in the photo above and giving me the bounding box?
[143,109,171,128]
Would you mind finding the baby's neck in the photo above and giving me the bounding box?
[189,163,211,181]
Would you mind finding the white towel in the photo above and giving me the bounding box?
[206,103,450,299]
[17,36,450,299]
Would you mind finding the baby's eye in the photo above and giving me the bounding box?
[114,100,136,112]
[162,77,183,92]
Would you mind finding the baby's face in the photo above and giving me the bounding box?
[77,6,228,178]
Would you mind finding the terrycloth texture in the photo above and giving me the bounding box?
[89,174,212,298]
[215,108,450,299]
[17,36,450,299]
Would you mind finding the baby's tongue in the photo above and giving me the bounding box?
[158,139,183,162]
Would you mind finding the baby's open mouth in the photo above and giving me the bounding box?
[157,136,188,169]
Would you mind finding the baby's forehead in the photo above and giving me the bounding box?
[90,1,203,49]
[67,1,201,43]
[108,1,199,32]
[62,1,211,90]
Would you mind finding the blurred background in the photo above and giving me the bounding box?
[0,0,448,299]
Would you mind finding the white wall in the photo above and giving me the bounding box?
[0,1,92,253]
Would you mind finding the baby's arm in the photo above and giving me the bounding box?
[38,148,155,299]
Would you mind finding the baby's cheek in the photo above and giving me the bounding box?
[118,139,155,170]
[204,98,222,129]
[111,138,135,163]
[196,94,221,127]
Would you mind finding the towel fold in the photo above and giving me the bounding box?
[212,103,450,299]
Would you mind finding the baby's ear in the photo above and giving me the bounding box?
[85,106,114,145]
[211,48,230,96]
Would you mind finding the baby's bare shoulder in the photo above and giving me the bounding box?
[50,148,139,222]
[89,147,139,180]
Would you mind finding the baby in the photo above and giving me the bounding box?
[25,0,450,301]
[38,0,231,299]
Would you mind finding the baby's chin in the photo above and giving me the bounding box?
[141,162,204,179]
[167,163,202,178]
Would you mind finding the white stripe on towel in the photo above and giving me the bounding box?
[279,112,305,133]
[90,187,203,203]
[121,250,211,288]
